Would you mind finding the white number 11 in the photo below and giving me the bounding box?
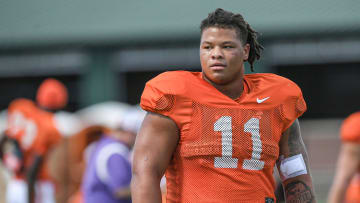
[214,116,264,170]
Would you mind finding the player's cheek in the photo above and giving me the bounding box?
[201,55,209,68]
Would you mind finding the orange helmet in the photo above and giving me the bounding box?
[36,78,68,110]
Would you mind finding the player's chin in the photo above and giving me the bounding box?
[208,74,230,85]
[204,70,228,84]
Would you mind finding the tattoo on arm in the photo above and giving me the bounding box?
[281,119,316,202]
[285,181,313,203]
[284,120,310,170]
[286,120,306,157]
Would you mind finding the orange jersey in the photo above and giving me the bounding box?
[140,71,306,203]
[340,112,360,202]
[7,98,61,180]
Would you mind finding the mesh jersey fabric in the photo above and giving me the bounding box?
[340,112,360,202]
[6,98,61,180]
[140,71,306,203]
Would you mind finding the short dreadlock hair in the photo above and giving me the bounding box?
[200,8,264,72]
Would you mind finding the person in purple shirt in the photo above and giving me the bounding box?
[82,107,145,203]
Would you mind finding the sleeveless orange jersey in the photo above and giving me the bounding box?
[140,71,306,203]
[7,98,61,180]
[340,112,360,203]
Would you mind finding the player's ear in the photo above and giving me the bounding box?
[243,43,250,61]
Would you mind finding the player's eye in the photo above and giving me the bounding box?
[223,45,234,49]
[203,45,211,50]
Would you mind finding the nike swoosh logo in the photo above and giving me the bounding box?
[257,97,270,103]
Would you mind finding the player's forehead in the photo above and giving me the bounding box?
[200,27,241,44]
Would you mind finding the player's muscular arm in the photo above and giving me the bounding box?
[277,119,316,203]
[131,112,179,203]
[327,142,360,203]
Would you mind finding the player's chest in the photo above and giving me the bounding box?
[177,103,283,170]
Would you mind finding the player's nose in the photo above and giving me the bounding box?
[211,46,224,59]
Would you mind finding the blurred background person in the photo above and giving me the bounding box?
[328,112,360,203]
[81,127,133,203]
[65,125,110,203]
[0,78,68,203]
[45,111,83,203]
[79,104,145,203]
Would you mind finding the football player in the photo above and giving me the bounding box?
[3,78,68,203]
[328,112,360,203]
[131,8,316,203]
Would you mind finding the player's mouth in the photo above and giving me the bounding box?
[210,62,226,71]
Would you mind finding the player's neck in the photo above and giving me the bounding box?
[207,77,244,100]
